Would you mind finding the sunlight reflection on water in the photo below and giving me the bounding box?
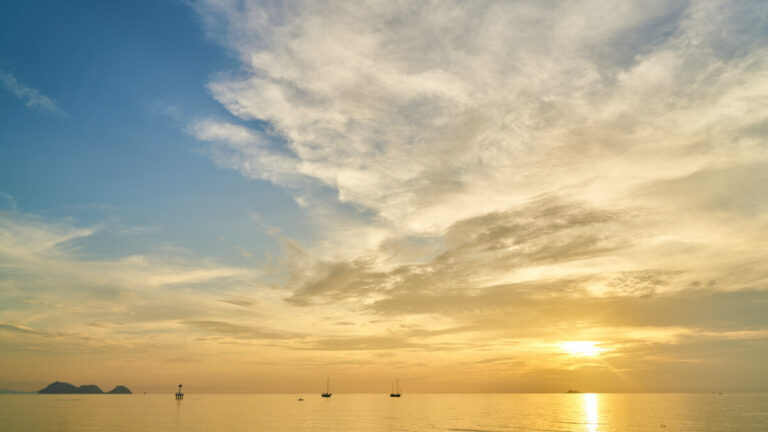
[583,393,599,432]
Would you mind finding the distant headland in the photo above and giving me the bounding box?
[38,381,132,394]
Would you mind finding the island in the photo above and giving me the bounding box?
[38,381,132,394]
[107,385,132,394]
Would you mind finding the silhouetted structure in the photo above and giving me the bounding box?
[389,380,401,397]
[175,384,184,400]
[321,378,332,397]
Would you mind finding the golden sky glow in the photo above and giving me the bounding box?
[2,0,768,394]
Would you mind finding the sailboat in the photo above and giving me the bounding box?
[321,378,332,397]
[389,380,401,397]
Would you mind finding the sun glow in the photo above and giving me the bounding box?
[561,341,603,357]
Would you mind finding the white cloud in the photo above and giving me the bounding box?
[0,71,67,116]
[182,0,768,354]
[0,211,265,343]
[190,0,768,240]
[0,0,751,391]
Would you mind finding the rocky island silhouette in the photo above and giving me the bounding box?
[107,385,132,394]
[38,381,132,394]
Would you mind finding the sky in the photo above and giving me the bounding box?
[1,0,768,394]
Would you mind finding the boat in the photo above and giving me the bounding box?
[321,378,332,397]
[566,389,580,394]
[389,380,401,397]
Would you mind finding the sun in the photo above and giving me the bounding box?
[561,341,602,357]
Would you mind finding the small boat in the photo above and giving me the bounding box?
[566,389,580,394]
[298,397,304,401]
[389,380,401,397]
[321,378,332,398]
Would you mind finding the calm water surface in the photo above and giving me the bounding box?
[1,393,767,432]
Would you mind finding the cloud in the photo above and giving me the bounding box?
[0,322,56,337]
[0,71,67,116]
[219,297,256,307]
[638,161,768,216]
[0,209,268,355]
[191,0,768,236]
[184,9,768,382]
[182,320,297,340]
[283,196,629,306]
[374,282,768,334]
[5,0,768,391]
[301,335,423,351]
[189,1,768,295]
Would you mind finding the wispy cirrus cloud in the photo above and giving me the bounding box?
[190,0,768,234]
[4,0,768,392]
[177,0,768,391]
[0,210,265,347]
[0,71,66,116]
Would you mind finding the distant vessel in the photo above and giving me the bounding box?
[389,380,401,397]
[566,389,580,394]
[175,384,184,400]
[321,378,332,398]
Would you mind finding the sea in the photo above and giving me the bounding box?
[1,393,767,432]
